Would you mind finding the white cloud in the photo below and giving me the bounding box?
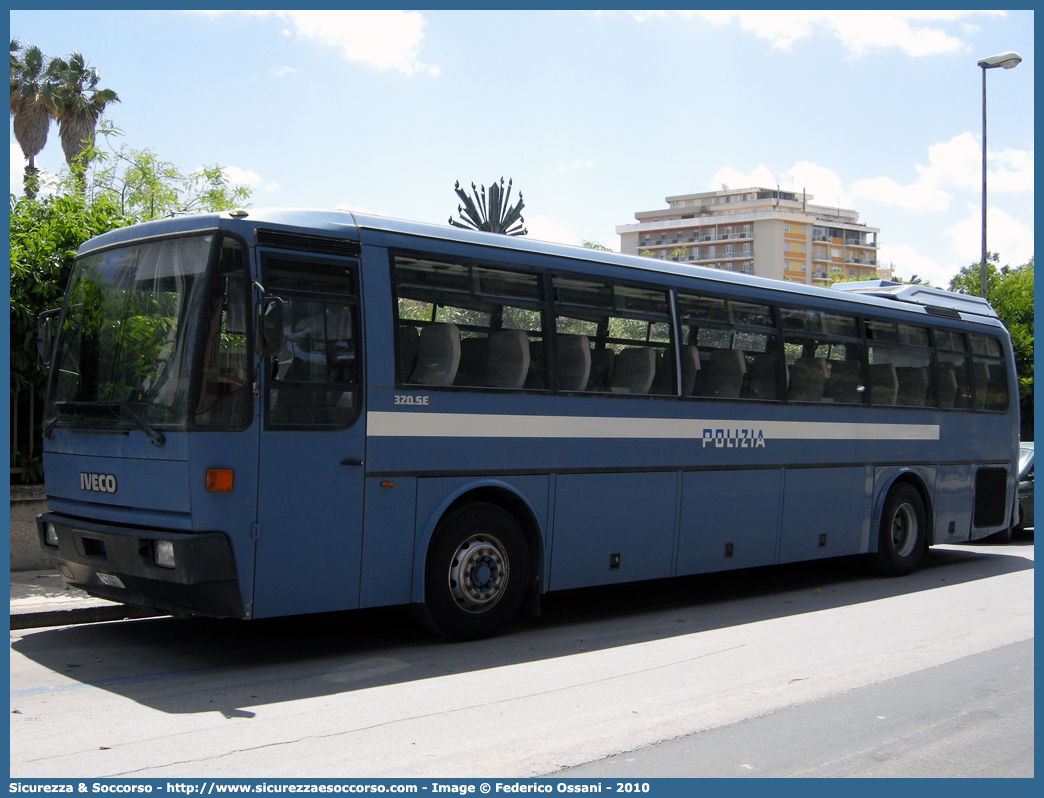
[850,176,951,212]
[627,10,670,23]
[246,10,439,76]
[876,243,949,287]
[909,132,1034,196]
[945,204,1034,267]
[786,161,846,207]
[524,215,578,246]
[220,165,279,193]
[709,164,776,192]
[705,138,1030,218]
[850,136,970,211]
[711,161,848,208]
[272,66,296,77]
[557,159,595,172]
[915,132,980,191]
[684,10,1004,57]
[988,146,1035,193]
[850,133,1033,211]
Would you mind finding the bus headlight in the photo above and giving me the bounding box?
[154,540,176,569]
[44,523,59,547]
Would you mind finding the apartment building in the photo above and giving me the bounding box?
[616,187,885,285]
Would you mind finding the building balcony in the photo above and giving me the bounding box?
[641,231,753,245]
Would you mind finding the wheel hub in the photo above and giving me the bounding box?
[891,503,918,558]
[448,535,509,613]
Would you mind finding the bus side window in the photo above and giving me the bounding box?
[935,330,974,409]
[552,276,673,396]
[782,308,863,405]
[866,320,934,409]
[194,237,251,428]
[394,256,546,392]
[969,334,1009,411]
[681,293,780,402]
[261,253,360,429]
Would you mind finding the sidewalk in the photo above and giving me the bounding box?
[10,570,162,629]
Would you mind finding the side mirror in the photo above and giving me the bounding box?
[36,308,60,367]
[256,296,286,357]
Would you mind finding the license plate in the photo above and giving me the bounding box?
[97,573,126,589]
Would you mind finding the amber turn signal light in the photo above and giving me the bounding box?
[206,469,234,492]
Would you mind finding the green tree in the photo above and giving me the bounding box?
[9,38,60,198]
[950,253,1034,439]
[9,142,253,481]
[88,125,251,220]
[50,50,120,181]
[9,185,127,481]
[581,240,612,251]
[449,177,527,236]
[894,273,928,285]
[949,252,1001,296]
[830,271,927,287]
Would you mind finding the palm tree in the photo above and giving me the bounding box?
[448,177,527,236]
[9,39,58,198]
[50,51,119,182]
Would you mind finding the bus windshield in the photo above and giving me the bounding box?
[44,233,251,434]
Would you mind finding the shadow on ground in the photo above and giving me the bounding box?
[11,539,1033,720]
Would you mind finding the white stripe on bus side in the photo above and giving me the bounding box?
[366,411,939,442]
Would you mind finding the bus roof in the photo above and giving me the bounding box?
[78,207,1001,325]
[832,280,998,319]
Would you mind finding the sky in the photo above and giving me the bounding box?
[9,9,1035,288]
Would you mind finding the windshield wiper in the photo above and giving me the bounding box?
[47,401,166,447]
[116,402,166,447]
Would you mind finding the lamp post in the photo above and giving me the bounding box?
[978,51,1022,298]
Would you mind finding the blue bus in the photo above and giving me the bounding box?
[37,209,1020,640]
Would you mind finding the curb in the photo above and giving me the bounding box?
[11,605,164,630]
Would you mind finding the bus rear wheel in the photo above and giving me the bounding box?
[868,483,927,576]
[414,502,529,641]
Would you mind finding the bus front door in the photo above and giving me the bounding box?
[252,250,365,618]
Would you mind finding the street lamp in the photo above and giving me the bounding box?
[978,51,1022,298]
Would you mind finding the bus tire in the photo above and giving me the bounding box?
[414,502,529,641]
[868,483,927,576]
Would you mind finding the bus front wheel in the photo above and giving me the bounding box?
[414,502,529,641]
[868,483,927,576]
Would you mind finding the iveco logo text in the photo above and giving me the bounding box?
[80,472,117,493]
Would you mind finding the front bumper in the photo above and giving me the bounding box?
[37,513,246,618]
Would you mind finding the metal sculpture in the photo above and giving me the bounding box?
[449,177,527,236]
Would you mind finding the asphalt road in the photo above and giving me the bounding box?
[559,638,1034,777]
[9,539,1034,779]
